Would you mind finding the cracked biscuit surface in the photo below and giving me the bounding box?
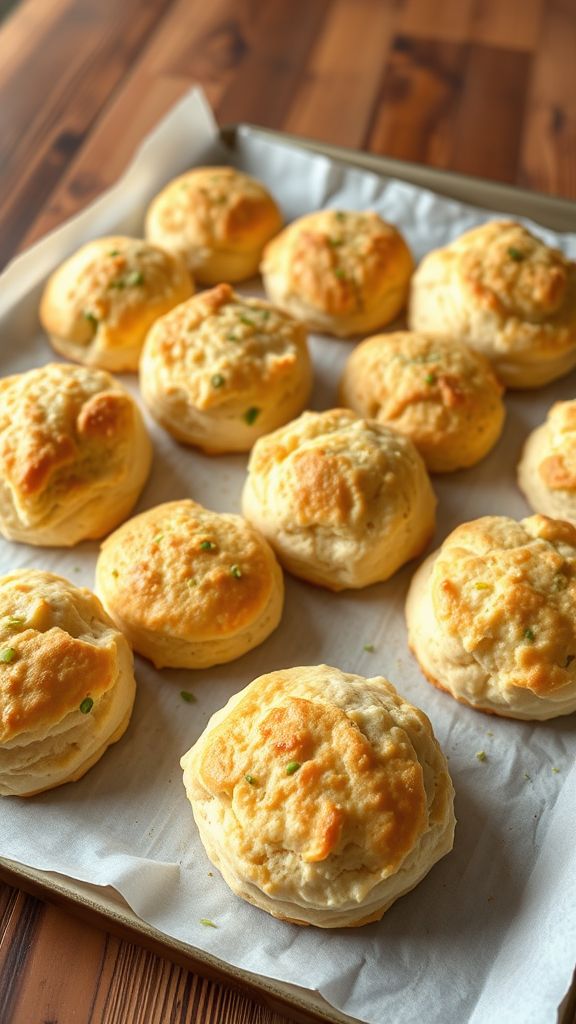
[408,220,576,388]
[96,500,284,669]
[339,330,505,472]
[0,570,136,797]
[406,514,576,719]
[140,284,312,453]
[242,408,436,590]
[145,166,282,284]
[0,363,152,547]
[40,236,193,372]
[261,209,414,337]
[181,664,455,928]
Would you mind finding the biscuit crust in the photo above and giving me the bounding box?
[96,500,284,668]
[406,514,576,719]
[140,284,312,453]
[181,664,455,928]
[0,363,152,547]
[242,409,436,590]
[261,209,414,337]
[339,331,505,472]
[0,570,136,796]
[408,220,576,388]
[40,236,193,372]
[518,401,576,523]
[145,166,283,284]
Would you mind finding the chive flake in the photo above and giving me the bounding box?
[239,314,254,327]
[507,247,525,262]
[226,333,238,342]
[108,249,120,257]
[230,564,242,578]
[200,540,216,551]
[333,267,346,280]
[260,310,271,320]
[475,750,487,762]
[199,918,217,928]
[153,533,164,543]
[244,407,261,426]
[286,761,301,775]
[187,578,197,588]
[552,766,560,774]
[523,628,535,642]
[83,310,98,327]
[245,774,256,785]
[363,643,375,653]
[211,373,225,388]
[80,697,94,714]
[0,648,16,663]
[126,270,144,286]
[7,616,25,627]
[424,373,436,385]
[335,212,346,222]
[553,574,568,591]
[181,691,197,703]
[474,582,491,590]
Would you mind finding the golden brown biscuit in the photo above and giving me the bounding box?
[260,209,414,337]
[406,514,576,719]
[96,500,284,669]
[139,284,312,453]
[145,166,282,284]
[241,409,436,590]
[518,401,576,524]
[339,331,505,472]
[40,236,193,372]
[0,363,152,547]
[408,220,576,388]
[181,664,455,928]
[0,570,136,797]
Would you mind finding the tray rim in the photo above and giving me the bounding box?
[2,122,576,1024]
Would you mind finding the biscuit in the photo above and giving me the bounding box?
[408,220,576,388]
[260,209,414,337]
[96,500,284,669]
[181,664,455,928]
[518,401,576,523]
[145,166,282,284]
[0,569,136,797]
[241,409,436,590]
[406,514,576,719]
[0,363,152,547]
[339,331,505,472]
[40,236,193,372]
[139,284,312,453]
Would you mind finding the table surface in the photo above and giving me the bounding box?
[1,0,575,1022]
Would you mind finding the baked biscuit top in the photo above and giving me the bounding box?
[189,666,439,893]
[537,401,576,491]
[0,364,138,522]
[98,501,278,641]
[432,515,576,696]
[146,167,282,252]
[0,571,121,744]
[142,284,307,410]
[261,210,413,316]
[40,236,192,349]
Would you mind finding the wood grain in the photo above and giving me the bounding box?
[0,0,575,1022]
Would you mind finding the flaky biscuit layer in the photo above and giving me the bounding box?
[96,500,284,669]
[0,363,152,547]
[145,167,283,284]
[406,514,576,719]
[261,210,414,337]
[140,284,312,453]
[339,331,505,472]
[242,409,436,590]
[0,570,135,796]
[181,664,455,928]
[40,236,193,372]
[409,220,576,388]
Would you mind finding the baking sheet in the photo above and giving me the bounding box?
[0,87,575,1024]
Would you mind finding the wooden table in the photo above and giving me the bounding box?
[1,1,575,1022]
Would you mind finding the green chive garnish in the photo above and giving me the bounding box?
[333,267,346,280]
[260,310,271,320]
[187,578,197,588]
[200,918,217,928]
[109,278,126,290]
[328,237,343,247]
[552,767,560,774]
[474,582,491,590]
[553,574,568,591]
[0,648,16,663]
[244,407,261,426]
[230,565,242,578]
[153,533,164,543]
[286,761,301,775]
[475,750,487,762]
[524,628,535,642]
[211,373,225,388]
[363,643,375,653]
[335,212,346,222]
[126,270,144,286]
[226,333,238,342]
[200,540,216,551]
[425,373,436,385]
[507,247,525,261]
[108,249,120,257]
[180,691,197,703]
[239,314,254,327]
[80,697,94,714]
[245,774,256,785]
[83,310,98,327]
[7,617,25,627]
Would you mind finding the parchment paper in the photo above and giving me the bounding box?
[0,88,575,1024]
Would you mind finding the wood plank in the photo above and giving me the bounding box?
[283,0,396,148]
[519,0,576,196]
[398,0,475,42]
[470,0,545,50]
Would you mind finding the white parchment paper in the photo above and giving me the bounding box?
[0,88,575,1024]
